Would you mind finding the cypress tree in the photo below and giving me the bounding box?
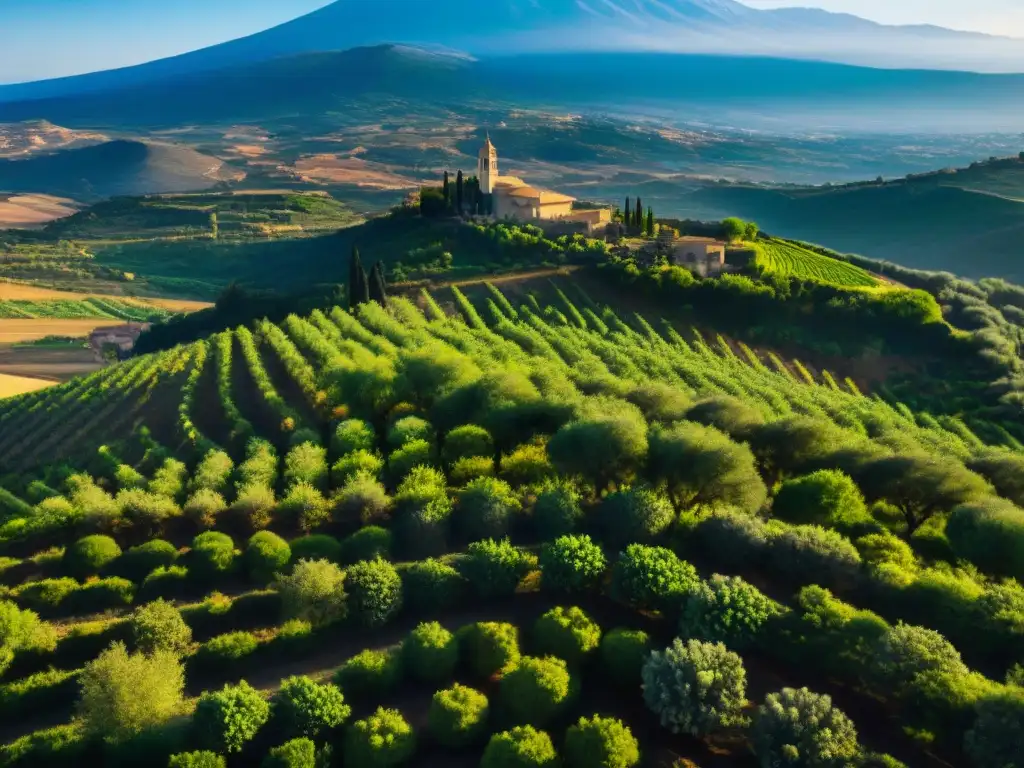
[443,171,451,207]
[646,207,654,236]
[349,246,370,310]
[456,170,464,215]
[368,261,388,306]
[635,197,643,229]
[624,197,630,225]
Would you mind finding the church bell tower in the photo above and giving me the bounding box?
[478,133,498,195]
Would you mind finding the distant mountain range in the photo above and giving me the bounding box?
[1,0,1023,105]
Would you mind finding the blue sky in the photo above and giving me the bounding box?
[1,0,1022,84]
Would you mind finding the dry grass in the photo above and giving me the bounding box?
[0,281,211,311]
[291,154,423,189]
[0,194,80,228]
[0,372,55,397]
[0,320,117,344]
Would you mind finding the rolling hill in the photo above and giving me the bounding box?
[0,140,243,200]
[2,0,1024,107]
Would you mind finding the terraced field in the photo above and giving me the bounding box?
[0,283,1019,768]
[754,239,879,287]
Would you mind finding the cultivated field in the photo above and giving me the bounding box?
[0,372,54,397]
[0,283,1018,767]
[0,194,79,228]
[0,282,211,312]
[753,239,878,287]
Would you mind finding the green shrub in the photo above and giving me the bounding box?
[394,496,453,559]
[334,648,402,698]
[769,525,862,587]
[401,558,465,613]
[609,544,698,613]
[600,628,651,688]
[284,442,329,492]
[245,532,291,584]
[189,532,236,581]
[449,456,495,485]
[194,631,259,671]
[114,540,178,582]
[874,622,968,697]
[289,535,342,564]
[443,424,494,465]
[388,439,436,484]
[277,483,330,532]
[139,566,190,601]
[641,638,747,736]
[964,687,1024,768]
[681,575,779,650]
[539,534,606,593]
[752,688,860,768]
[332,419,376,456]
[600,487,675,548]
[481,726,559,768]
[695,509,771,571]
[565,715,640,768]
[460,621,521,678]
[63,535,121,579]
[68,577,134,614]
[772,470,869,529]
[460,538,533,598]
[343,707,415,768]
[277,559,347,627]
[533,606,601,666]
[77,642,184,742]
[228,483,276,531]
[332,474,391,527]
[946,498,1024,581]
[148,458,187,499]
[130,599,192,656]
[331,450,384,486]
[855,532,916,571]
[428,684,489,747]
[262,738,315,768]
[532,480,584,539]
[457,476,522,541]
[183,489,228,530]
[500,440,556,488]
[499,656,575,726]
[345,558,403,628]
[169,751,225,768]
[116,489,182,534]
[191,451,235,495]
[271,675,350,739]
[403,621,458,683]
[0,667,78,720]
[193,680,270,753]
[339,526,392,565]
[388,416,434,449]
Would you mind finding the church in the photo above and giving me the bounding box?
[477,136,610,230]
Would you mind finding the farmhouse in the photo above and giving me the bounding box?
[666,234,728,277]
[478,136,611,232]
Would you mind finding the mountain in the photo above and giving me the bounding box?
[2,0,1023,105]
[0,140,243,200]
[3,46,1024,134]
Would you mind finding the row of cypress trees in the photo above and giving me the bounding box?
[623,196,656,236]
[349,247,388,310]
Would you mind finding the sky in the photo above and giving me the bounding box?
[1,0,1023,84]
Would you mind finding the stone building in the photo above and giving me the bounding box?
[669,236,728,277]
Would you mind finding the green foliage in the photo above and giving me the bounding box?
[284,442,329,492]
[289,535,342,564]
[339,526,392,565]
[609,544,699,613]
[500,440,556,488]
[331,450,384,486]
[548,399,648,490]
[443,425,494,465]
[190,532,237,581]
[539,534,607,593]
[964,687,1024,768]
[0,600,55,672]
[183,489,228,530]
[276,483,330,533]
[450,455,495,484]
[481,726,559,768]
[333,474,392,528]
[334,648,402,698]
[63,535,121,579]
[429,684,489,748]
[564,715,640,768]
[77,641,184,742]
[194,631,258,669]
[345,558,403,628]
[533,606,601,666]
[648,421,767,513]
[855,532,916,571]
[193,680,270,754]
[500,655,575,726]
[641,638,747,736]
[772,470,870,529]
[332,419,376,456]
[115,539,178,582]
[245,531,291,584]
[130,599,192,656]
[271,675,350,739]
[681,575,779,650]
[600,628,651,688]
[457,476,522,541]
[277,559,347,627]
[752,688,860,768]
[946,497,1024,580]
[460,538,534,598]
[262,738,316,768]
[168,752,225,768]
[191,450,234,495]
[769,525,862,586]
[388,416,434,448]
[875,622,968,697]
[600,486,675,548]
[532,480,584,539]
[343,707,415,768]
[403,621,458,683]
[388,439,435,484]
[401,558,465,613]
[460,621,521,678]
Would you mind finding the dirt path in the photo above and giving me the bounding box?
[395,266,583,294]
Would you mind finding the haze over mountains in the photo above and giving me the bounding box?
[2,0,1024,106]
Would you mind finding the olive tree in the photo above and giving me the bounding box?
[564,715,640,768]
[681,574,779,650]
[130,598,192,656]
[772,470,869,529]
[271,675,350,739]
[752,687,860,768]
[539,534,606,593]
[609,544,699,613]
[547,398,648,491]
[276,559,347,627]
[946,497,1024,580]
[500,656,575,726]
[964,687,1024,768]
[481,726,559,768]
[193,680,270,753]
[343,707,415,767]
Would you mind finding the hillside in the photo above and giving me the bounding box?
[0,140,243,201]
